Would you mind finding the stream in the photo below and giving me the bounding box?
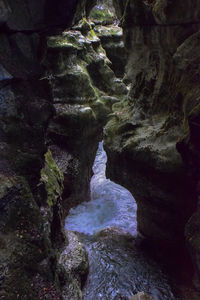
[65,142,196,300]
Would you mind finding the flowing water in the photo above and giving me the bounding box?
[65,142,197,300]
[65,142,137,236]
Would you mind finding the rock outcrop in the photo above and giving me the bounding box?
[0,1,87,299]
[104,0,200,286]
[88,0,127,78]
[94,24,127,78]
[45,18,127,213]
[0,0,127,298]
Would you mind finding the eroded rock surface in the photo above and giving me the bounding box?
[0,0,128,298]
[94,24,127,78]
[1,0,200,297]
[45,18,127,213]
[104,0,200,287]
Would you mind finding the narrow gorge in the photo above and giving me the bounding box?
[0,0,200,299]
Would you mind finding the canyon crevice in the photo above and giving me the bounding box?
[0,0,200,299]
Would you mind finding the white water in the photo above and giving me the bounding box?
[64,142,198,300]
[65,141,137,235]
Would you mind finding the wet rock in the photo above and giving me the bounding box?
[58,231,89,299]
[130,292,153,300]
[60,231,89,285]
[82,227,174,300]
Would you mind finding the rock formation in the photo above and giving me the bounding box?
[1,0,200,297]
[45,18,127,213]
[0,0,88,298]
[0,0,127,298]
[104,0,200,288]
[88,0,127,78]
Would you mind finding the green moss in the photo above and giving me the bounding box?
[77,61,99,101]
[89,7,114,25]
[40,150,64,207]
[87,29,99,41]
[105,117,119,136]
[78,17,92,34]
[90,99,110,122]
[47,35,82,50]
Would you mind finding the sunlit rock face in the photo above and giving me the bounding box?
[104,0,200,283]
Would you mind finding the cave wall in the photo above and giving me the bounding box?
[104,0,200,286]
[1,0,200,296]
[0,0,128,298]
[44,18,127,213]
[0,0,92,299]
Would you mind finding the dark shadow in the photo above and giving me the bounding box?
[44,0,78,30]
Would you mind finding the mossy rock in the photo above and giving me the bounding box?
[90,99,111,122]
[89,6,115,25]
[40,149,64,207]
[0,175,56,299]
[48,104,98,145]
[49,61,98,104]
